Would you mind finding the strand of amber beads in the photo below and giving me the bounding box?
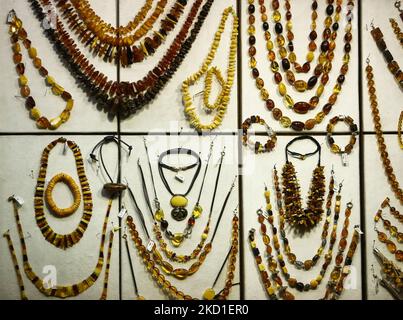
[264,181,345,293]
[389,18,403,47]
[282,0,319,74]
[248,227,294,300]
[273,166,336,271]
[126,214,239,300]
[374,207,403,262]
[365,63,403,204]
[8,11,74,130]
[58,0,188,66]
[251,0,346,112]
[247,0,355,131]
[268,0,341,95]
[182,7,238,132]
[370,25,403,90]
[323,226,359,299]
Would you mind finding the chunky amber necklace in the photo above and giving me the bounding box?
[281,136,326,228]
[34,138,93,249]
[6,197,114,298]
[57,0,188,66]
[31,0,211,118]
[182,6,238,132]
[273,166,339,271]
[365,62,403,204]
[246,0,354,131]
[126,213,239,300]
[7,11,74,130]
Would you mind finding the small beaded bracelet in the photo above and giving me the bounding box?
[326,115,358,166]
[242,116,277,154]
[370,25,403,90]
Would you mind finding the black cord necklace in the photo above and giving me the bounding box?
[89,136,133,197]
[157,148,202,221]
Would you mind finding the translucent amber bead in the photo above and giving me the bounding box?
[289,52,296,63]
[284,95,294,108]
[331,144,341,153]
[333,84,341,94]
[192,205,202,219]
[249,57,257,68]
[306,51,314,62]
[66,99,74,111]
[49,117,62,130]
[315,111,325,124]
[161,261,173,274]
[278,82,286,96]
[279,47,287,58]
[294,80,307,92]
[260,88,269,100]
[273,11,281,22]
[271,61,279,72]
[316,84,324,97]
[280,116,291,128]
[276,35,285,47]
[386,240,397,253]
[286,70,295,84]
[28,47,37,58]
[343,54,350,63]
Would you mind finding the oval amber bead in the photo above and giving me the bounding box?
[294,80,307,92]
[280,116,291,128]
[293,102,311,114]
[173,269,189,280]
[291,121,305,131]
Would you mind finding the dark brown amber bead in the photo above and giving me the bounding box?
[249,46,256,57]
[321,41,329,52]
[293,102,311,114]
[344,43,351,53]
[370,27,383,41]
[13,53,22,64]
[252,68,259,79]
[274,72,282,84]
[307,76,318,88]
[291,121,305,131]
[16,63,25,75]
[249,35,256,46]
[282,59,290,70]
[39,67,48,77]
[323,28,331,40]
[249,15,255,24]
[272,0,279,10]
[266,99,275,111]
[323,103,333,114]
[272,108,282,120]
[25,96,36,109]
[309,30,317,40]
[302,62,310,73]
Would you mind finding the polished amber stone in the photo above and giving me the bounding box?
[377,232,387,242]
[305,119,316,130]
[25,96,35,109]
[291,121,304,131]
[294,80,307,92]
[16,63,25,75]
[13,53,22,64]
[293,102,311,114]
[20,85,30,97]
[386,240,397,253]
[272,108,282,120]
[36,117,51,129]
[396,250,403,262]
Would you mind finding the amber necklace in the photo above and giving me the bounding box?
[247,0,354,131]
[31,0,213,118]
[281,136,326,228]
[6,196,114,298]
[7,11,74,130]
[273,165,339,271]
[126,210,239,300]
[126,177,237,280]
[34,138,93,249]
[365,61,403,204]
[57,0,188,66]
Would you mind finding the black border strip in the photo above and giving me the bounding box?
[357,0,367,301]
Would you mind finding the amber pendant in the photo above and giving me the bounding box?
[170,195,188,221]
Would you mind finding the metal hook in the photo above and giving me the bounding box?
[338,180,344,193]
[366,53,371,65]
[233,204,239,216]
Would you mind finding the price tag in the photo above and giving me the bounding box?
[175,174,185,183]
[262,211,269,219]
[341,152,348,167]
[118,207,127,219]
[354,226,364,235]
[7,10,16,23]
[146,240,155,252]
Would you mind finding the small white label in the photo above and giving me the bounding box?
[146,240,155,252]
[118,208,127,219]
[175,174,185,183]
[262,211,269,219]
[341,153,348,167]
[7,10,16,23]
[13,195,24,207]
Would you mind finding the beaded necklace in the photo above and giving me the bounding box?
[6,197,114,298]
[7,11,74,130]
[365,62,403,204]
[30,0,214,118]
[58,0,189,66]
[181,6,238,132]
[34,138,93,249]
[246,0,355,131]
[389,18,403,47]
[126,212,239,300]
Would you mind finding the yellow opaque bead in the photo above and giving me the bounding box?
[203,288,215,300]
[289,52,296,63]
[278,82,287,96]
[170,195,188,208]
[264,190,270,198]
[286,21,292,30]
[28,47,37,58]
[30,107,41,120]
[258,264,265,272]
[273,11,281,22]
[267,287,275,296]
[310,280,318,289]
[19,75,28,86]
[331,144,341,153]
[280,116,292,128]
[306,51,314,62]
[192,205,203,219]
[171,233,184,247]
[266,203,272,210]
[248,25,255,35]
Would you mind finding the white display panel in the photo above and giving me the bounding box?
[361,0,402,132]
[120,134,240,300]
[364,134,403,301]
[241,0,360,133]
[0,135,120,300]
[119,0,238,133]
[242,135,362,300]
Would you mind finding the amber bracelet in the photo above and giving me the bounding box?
[242,116,277,154]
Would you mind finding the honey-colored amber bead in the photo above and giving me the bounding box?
[305,119,316,130]
[331,144,341,153]
[20,85,30,97]
[33,57,42,68]
[310,279,318,289]
[377,232,387,242]
[36,116,51,129]
[294,80,307,92]
[272,11,281,22]
[396,250,403,262]
[288,278,297,288]
[284,95,294,108]
[28,47,37,58]
[203,288,216,300]
[315,112,325,124]
[161,261,173,274]
[65,99,74,111]
[289,52,296,63]
[278,82,286,96]
[280,116,291,128]
[306,51,314,62]
[52,84,64,96]
[316,84,324,97]
[173,269,189,280]
[155,209,164,222]
[386,240,397,253]
[46,76,55,86]
[49,117,62,130]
